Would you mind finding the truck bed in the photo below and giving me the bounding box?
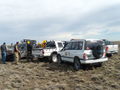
[106,45,119,54]
[32,48,44,58]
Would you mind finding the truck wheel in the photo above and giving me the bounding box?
[94,62,103,68]
[74,58,82,71]
[57,55,62,65]
[106,54,112,57]
[52,54,58,63]
[97,62,103,67]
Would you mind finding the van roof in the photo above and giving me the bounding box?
[71,39,102,42]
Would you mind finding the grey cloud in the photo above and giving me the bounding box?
[0,1,120,44]
[62,4,120,34]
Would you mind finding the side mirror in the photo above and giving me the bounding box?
[61,48,65,51]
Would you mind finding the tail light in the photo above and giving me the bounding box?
[103,52,106,57]
[103,46,108,57]
[86,47,90,50]
[106,47,109,52]
[42,50,44,54]
[83,53,88,60]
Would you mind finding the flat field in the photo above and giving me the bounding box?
[0,42,120,90]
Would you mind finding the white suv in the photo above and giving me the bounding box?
[57,39,108,70]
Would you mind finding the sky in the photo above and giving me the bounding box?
[0,0,120,44]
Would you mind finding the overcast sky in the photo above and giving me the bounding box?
[0,0,120,44]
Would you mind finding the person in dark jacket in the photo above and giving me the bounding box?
[27,41,33,61]
[1,42,7,64]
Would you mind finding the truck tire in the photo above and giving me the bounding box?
[57,55,62,65]
[106,53,112,57]
[94,62,103,67]
[74,58,82,71]
[51,53,58,63]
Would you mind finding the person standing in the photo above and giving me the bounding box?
[14,42,20,64]
[27,41,33,62]
[1,42,7,64]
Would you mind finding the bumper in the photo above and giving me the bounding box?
[33,55,44,58]
[80,58,108,64]
[107,51,118,54]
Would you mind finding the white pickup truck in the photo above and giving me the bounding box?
[57,39,108,70]
[102,39,119,57]
[43,41,64,62]
[32,41,64,62]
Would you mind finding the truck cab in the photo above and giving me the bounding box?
[43,41,64,62]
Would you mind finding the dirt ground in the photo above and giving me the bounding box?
[0,42,120,90]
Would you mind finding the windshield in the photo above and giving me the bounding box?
[19,44,27,50]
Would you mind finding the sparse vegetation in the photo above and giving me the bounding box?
[0,42,119,90]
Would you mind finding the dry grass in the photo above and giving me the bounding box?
[0,42,120,90]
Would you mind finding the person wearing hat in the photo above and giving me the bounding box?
[36,42,41,48]
[1,42,8,64]
[14,42,20,64]
[27,41,33,62]
[42,40,47,48]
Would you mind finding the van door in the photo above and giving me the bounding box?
[61,42,72,62]
[69,42,83,62]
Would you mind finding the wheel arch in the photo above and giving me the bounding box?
[74,56,81,63]
[74,56,80,60]
[51,51,58,56]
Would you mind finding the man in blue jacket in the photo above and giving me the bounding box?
[1,42,7,64]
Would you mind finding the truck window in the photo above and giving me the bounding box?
[64,42,83,50]
[58,43,63,48]
[46,41,56,48]
[78,42,83,50]
[63,41,69,47]
[19,44,27,50]
[71,42,79,50]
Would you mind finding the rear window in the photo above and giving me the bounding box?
[85,40,104,50]
[58,43,63,48]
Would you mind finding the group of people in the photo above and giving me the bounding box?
[0,41,33,64]
[36,40,47,48]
